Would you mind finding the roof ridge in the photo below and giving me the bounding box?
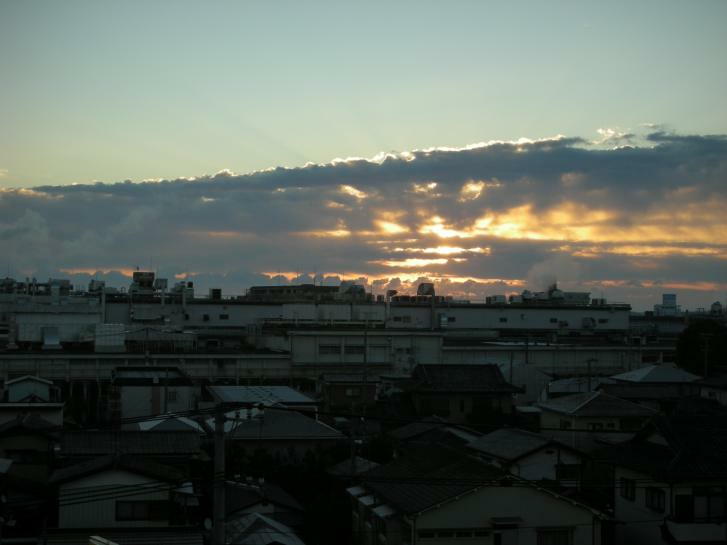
[570,390,600,414]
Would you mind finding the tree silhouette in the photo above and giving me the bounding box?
[676,318,727,378]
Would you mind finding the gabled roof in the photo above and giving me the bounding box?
[228,408,344,441]
[0,413,57,436]
[595,411,727,482]
[5,375,53,386]
[537,391,657,417]
[61,430,201,456]
[362,446,503,514]
[50,454,186,484]
[410,364,523,394]
[226,512,305,545]
[226,480,304,516]
[468,428,578,462]
[610,365,700,383]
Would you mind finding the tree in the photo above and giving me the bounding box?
[676,318,727,378]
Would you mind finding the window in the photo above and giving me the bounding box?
[620,477,636,501]
[694,486,727,522]
[459,399,466,413]
[166,389,177,402]
[344,345,365,355]
[417,531,435,539]
[202,314,210,322]
[559,419,572,430]
[537,527,574,545]
[550,318,558,323]
[319,344,341,355]
[598,318,609,324]
[219,313,229,320]
[393,316,402,322]
[402,316,412,323]
[646,487,665,512]
[116,500,169,521]
[499,317,508,323]
[588,422,604,431]
[345,387,361,397]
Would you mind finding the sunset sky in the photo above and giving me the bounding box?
[1,1,726,310]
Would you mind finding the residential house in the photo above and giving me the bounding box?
[112,367,198,421]
[406,364,523,425]
[598,365,702,412]
[226,512,305,545]
[467,427,585,485]
[0,413,57,481]
[47,454,203,544]
[595,409,727,544]
[388,416,482,454]
[698,375,727,406]
[226,478,305,529]
[208,385,318,412]
[57,430,204,471]
[0,375,64,426]
[318,373,380,411]
[224,407,344,462]
[537,391,657,451]
[350,446,610,545]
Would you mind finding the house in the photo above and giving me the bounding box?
[595,408,727,544]
[0,413,57,481]
[698,374,727,405]
[318,373,380,411]
[388,416,482,453]
[208,385,318,411]
[0,375,64,426]
[47,454,203,543]
[597,365,702,412]
[224,407,344,462]
[226,512,305,545]
[226,478,305,529]
[57,430,204,470]
[350,446,610,545]
[467,427,585,484]
[112,367,198,421]
[405,364,523,424]
[537,391,657,451]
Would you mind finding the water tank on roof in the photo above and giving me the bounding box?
[417,283,435,296]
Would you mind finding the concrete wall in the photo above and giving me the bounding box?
[119,384,197,419]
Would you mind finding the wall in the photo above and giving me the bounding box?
[120,384,197,419]
[416,484,602,545]
[58,469,172,528]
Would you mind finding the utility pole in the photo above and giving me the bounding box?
[213,403,226,545]
[701,333,713,378]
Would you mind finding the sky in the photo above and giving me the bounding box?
[1,1,726,310]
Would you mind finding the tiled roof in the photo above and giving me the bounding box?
[599,382,698,400]
[595,412,727,481]
[468,428,556,461]
[537,391,657,417]
[208,385,316,405]
[61,430,201,456]
[226,480,304,515]
[226,512,305,545]
[388,416,447,440]
[50,454,186,484]
[362,446,503,514]
[0,413,57,435]
[610,365,701,383]
[327,456,380,477]
[410,364,523,394]
[229,408,344,441]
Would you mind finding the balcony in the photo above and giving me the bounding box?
[663,518,727,543]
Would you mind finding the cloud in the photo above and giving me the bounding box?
[1,130,726,309]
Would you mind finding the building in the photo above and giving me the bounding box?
[537,391,656,451]
[406,364,523,424]
[349,446,610,545]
